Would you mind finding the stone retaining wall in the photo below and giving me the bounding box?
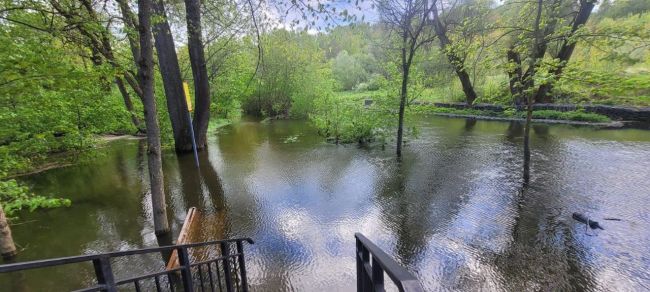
[430,102,650,123]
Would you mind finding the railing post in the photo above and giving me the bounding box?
[177,246,194,292]
[236,240,249,292]
[372,256,385,292]
[356,238,363,292]
[356,237,371,292]
[220,242,234,292]
[92,256,117,292]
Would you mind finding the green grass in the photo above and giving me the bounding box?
[209,118,234,130]
[523,110,611,123]
[416,106,611,123]
[334,90,613,123]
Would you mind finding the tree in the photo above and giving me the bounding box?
[533,0,596,102]
[138,0,170,234]
[0,202,17,260]
[504,0,597,104]
[152,0,194,152]
[332,50,368,90]
[597,0,650,19]
[430,0,480,105]
[48,0,145,132]
[184,0,211,149]
[375,0,434,157]
[523,0,544,184]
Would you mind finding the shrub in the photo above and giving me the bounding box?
[0,178,70,217]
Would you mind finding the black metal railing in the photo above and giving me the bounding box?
[355,233,424,292]
[0,237,254,292]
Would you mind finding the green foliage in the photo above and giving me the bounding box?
[598,0,650,19]
[0,178,70,216]
[311,91,393,144]
[244,30,333,118]
[416,106,493,116]
[525,110,611,123]
[206,38,256,120]
[332,50,368,90]
[0,18,137,175]
[418,106,610,123]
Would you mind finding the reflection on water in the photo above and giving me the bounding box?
[1,116,650,291]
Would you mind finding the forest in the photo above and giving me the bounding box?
[1,0,649,221]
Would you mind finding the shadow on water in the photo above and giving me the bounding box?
[495,122,600,291]
[497,183,596,291]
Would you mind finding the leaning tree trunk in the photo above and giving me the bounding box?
[115,76,145,133]
[138,0,170,235]
[534,0,596,103]
[432,4,478,105]
[185,0,211,149]
[152,0,193,152]
[456,67,477,105]
[0,203,17,260]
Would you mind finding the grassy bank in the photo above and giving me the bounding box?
[332,90,613,123]
[414,106,612,123]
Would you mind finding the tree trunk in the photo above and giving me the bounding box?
[0,203,17,260]
[152,0,194,152]
[523,94,533,184]
[184,0,211,149]
[431,4,478,105]
[524,0,544,185]
[534,0,596,103]
[138,0,170,235]
[456,68,477,105]
[506,47,524,105]
[396,33,409,158]
[115,76,145,133]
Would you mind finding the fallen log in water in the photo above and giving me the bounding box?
[166,207,198,270]
[572,212,604,230]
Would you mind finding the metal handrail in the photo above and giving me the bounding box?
[0,237,254,292]
[355,233,424,292]
[0,237,253,273]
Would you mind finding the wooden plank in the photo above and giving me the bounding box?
[166,207,197,270]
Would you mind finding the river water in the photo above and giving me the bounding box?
[1,116,650,291]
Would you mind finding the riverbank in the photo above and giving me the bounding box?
[5,120,234,179]
[410,102,650,128]
[429,112,625,128]
[424,102,650,123]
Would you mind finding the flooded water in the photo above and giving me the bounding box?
[1,116,650,291]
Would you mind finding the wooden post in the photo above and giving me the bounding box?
[0,202,17,260]
[166,207,198,270]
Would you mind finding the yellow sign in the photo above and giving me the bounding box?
[183,81,193,112]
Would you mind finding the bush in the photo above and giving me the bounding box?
[311,91,392,144]
[332,50,368,90]
[0,178,70,217]
[366,74,386,91]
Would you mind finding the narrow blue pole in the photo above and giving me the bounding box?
[187,113,200,168]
